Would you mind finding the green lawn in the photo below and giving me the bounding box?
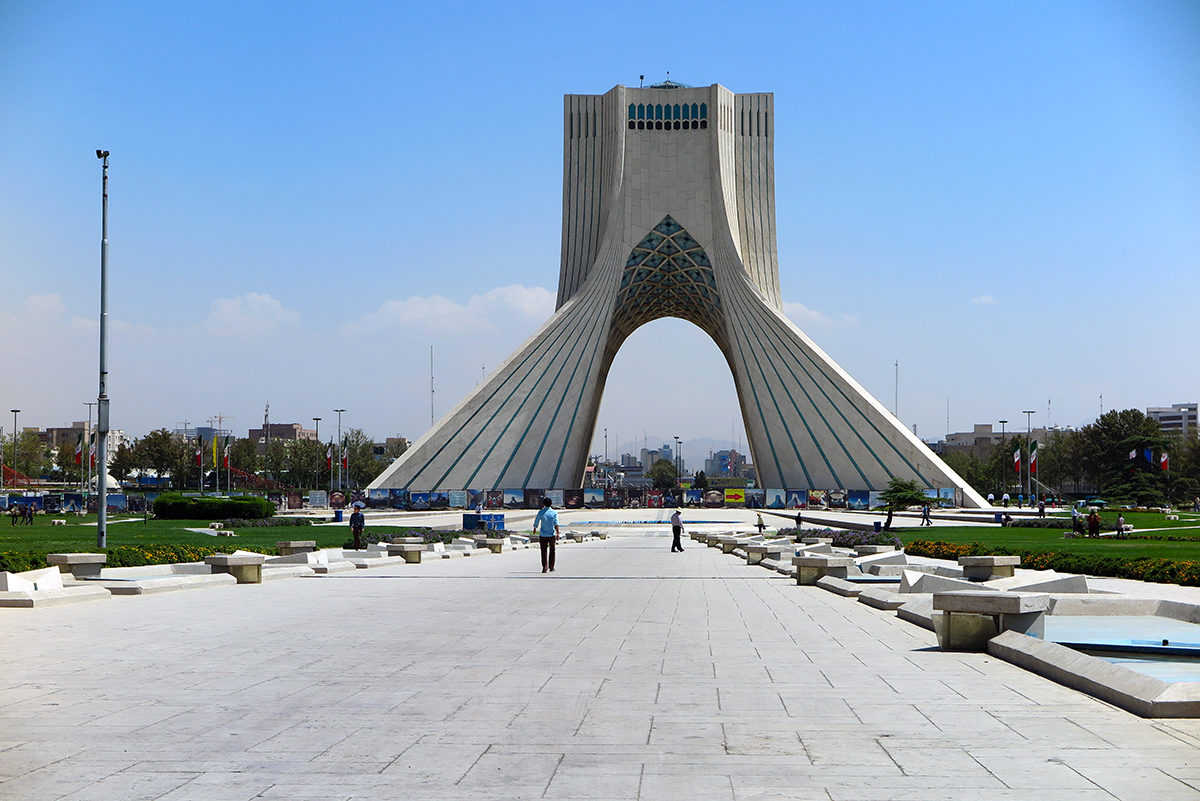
[0,515,349,554]
[896,508,1200,561]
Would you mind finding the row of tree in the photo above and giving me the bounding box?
[942,409,1200,506]
[2,429,409,491]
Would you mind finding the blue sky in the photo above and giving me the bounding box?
[1,0,1196,466]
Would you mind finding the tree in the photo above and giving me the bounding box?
[941,452,989,496]
[692,470,708,490]
[137,429,180,483]
[109,440,138,483]
[877,476,928,531]
[53,439,82,484]
[262,439,288,484]
[343,428,383,488]
[647,458,678,491]
[383,437,409,460]
[228,437,258,475]
[1079,409,1166,503]
[3,431,51,478]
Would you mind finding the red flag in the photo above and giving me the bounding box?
[341,450,348,471]
[74,434,83,465]
[326,444,332,470]
[194,441,202,467]
[1162,453,1169,471]
[89,434,96,468]
[1013,447,1020,473]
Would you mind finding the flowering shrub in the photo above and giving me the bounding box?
[901,539,1200,586]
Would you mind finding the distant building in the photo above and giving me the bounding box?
[27,423,126,461]
[704,449,747,478]
[938,424,1058,459]
[372,437,411,461]
[174,426,232,444]
[1147,403,1197,437]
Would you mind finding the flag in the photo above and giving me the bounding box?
[342,448,348,472]
[89,434,96,468]
[212,435,218,467]
[1144,447,1153,463]
[326,443,332,470]
[1029,440,1038,475]
[74,434,83,465]
[1162,453,1169,471]
[1013,447,1020,473]
[222,436,231,469]
[194,440,202,467]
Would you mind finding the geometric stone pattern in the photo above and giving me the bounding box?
[369,83,986,506]
[1,538,1196,799]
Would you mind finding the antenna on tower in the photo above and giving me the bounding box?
[264,402,270,445]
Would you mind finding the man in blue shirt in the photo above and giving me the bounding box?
[534,497,560,573]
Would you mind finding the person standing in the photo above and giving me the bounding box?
[1002,493,1010,508]
[755,513,766,535]
[920,503,932,526]
[670,509,684,552]
[987,492,995,506]
[1087,510,1101,538]
[534,497,560,573]
[349,505,366,550]
[1038,499,1046,518]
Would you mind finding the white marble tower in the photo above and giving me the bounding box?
[369,82,987,507]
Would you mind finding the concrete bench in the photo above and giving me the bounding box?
[800,537,833,546]
[933,590,1049,651]
[47,553,107,578]
[591,530,607,540]
[854,545,895,555]
[484,538,511,554]
[209,522,224,530]
[792,555,855,585]
[744,540,793,565]
[204,553,266,584]
[959,555,1020,581]
[276,540,317,556]
[50,519,66,526]
[386,543,425,563]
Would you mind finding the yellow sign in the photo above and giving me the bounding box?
[724,488,745,505]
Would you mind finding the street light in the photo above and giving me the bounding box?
[673,436,681,483]
[312,417,322,490]
[998,419,1007,501]
[333,409,345,491]
[96,149,111,549]
[1022,410,1036,502]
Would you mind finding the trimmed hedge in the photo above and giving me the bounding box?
[222,517,311,529]
[777,527,902,549]
[902,539,1200,586]
[153,493,274,520]
[0,543,279,574]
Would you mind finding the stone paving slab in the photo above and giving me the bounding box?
[2,536,1200,799]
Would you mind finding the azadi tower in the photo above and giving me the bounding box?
[370,82,986,507]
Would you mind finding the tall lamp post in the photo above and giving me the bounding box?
[312,417,321,490]
[998,419,1007,500]
[673,435,681,484]
[95,149,111,549]
[333,409,345,492]
[1022,410,1036,502]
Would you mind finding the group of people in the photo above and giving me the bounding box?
[7,504,35,525]
[1070,506,1104,537]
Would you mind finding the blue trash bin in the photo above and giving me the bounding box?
[334,509,343,522]
[873,520,881,533]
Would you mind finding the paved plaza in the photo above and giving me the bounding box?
[3,529,1200,800]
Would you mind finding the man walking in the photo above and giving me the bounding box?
[349,504,366,550]
[534,497,560,573]
[670,509,684,552]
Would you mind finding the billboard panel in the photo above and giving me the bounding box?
[448,490,468,508]
[485,490,503,509]
[786,489,808,509]
[848,490,870,510]
[765,489,786,509]
[545,489,564,507]
[724,488,745,505]
[583,488,604,507]
[745,489,765,508]
[563,489,584,508]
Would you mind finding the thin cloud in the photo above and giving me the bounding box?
[205,293,300,336]
[347,284,555,335]
[782,301,857,327]
[970,295,995,305]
